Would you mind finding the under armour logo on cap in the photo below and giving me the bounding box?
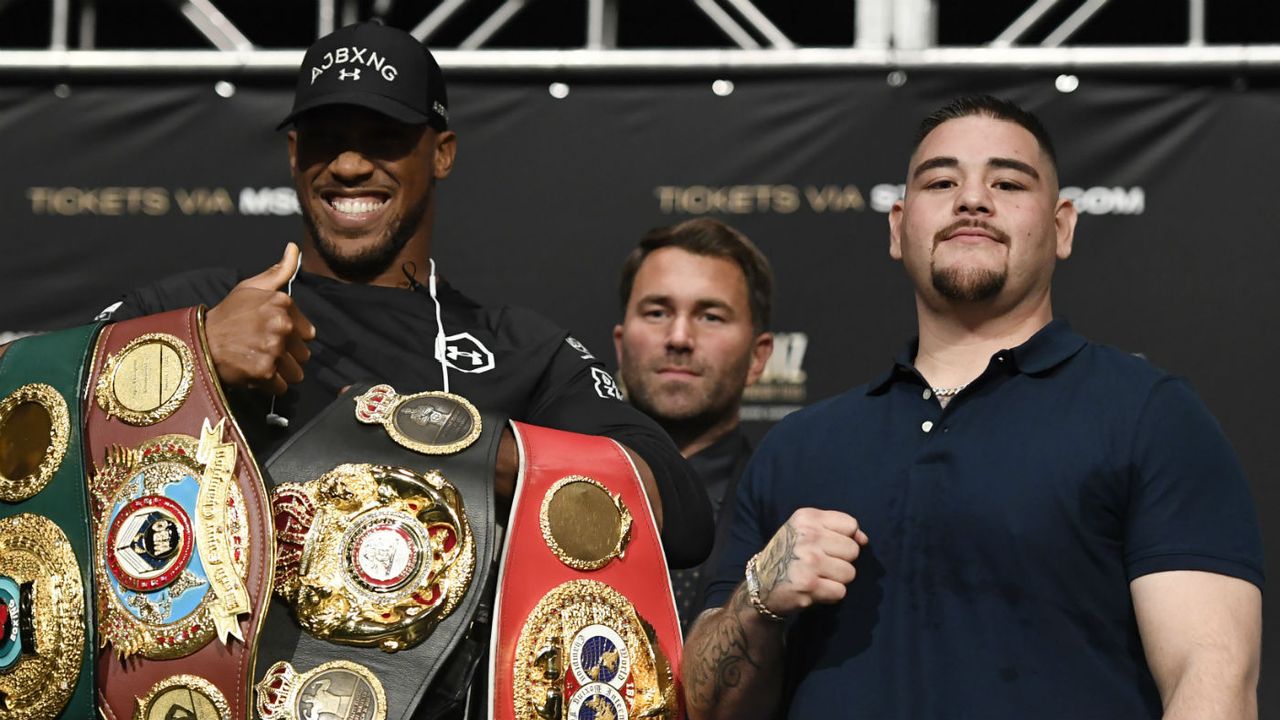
[278,22,449,131]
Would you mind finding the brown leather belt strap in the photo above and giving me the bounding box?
[85,307,273,720]
[491,422,684,720]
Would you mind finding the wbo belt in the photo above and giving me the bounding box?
[254,382,504,720]
[491,422,684,720]
[0,323,102,719]
[84,307,274,720]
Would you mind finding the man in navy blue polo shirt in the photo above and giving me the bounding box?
[682,96,1264,720]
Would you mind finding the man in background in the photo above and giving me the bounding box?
[615,218,774,631]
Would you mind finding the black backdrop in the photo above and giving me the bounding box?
[2,71,1276,706]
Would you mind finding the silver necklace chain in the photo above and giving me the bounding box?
[931,383,968,398]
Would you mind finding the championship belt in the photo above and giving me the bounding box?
[0,323,102,719]
[492,423,683,720]
[253,382,504,720]
[84,307,274,720]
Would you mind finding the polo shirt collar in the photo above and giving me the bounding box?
[867,318,1087,395]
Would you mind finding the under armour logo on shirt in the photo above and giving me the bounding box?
[436,332,496,374]
[338,68,361,81]
[446,345,483,366]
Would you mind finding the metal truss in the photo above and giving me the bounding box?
[2,0,1279,74]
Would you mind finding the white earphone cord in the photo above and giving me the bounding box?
[428,258,450,394]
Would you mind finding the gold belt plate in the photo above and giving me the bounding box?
[0,513,85,719]
[353,384,482,455]
[272,463,474,652]
[513,580,675,720]
[91,420,251,659]
[0,383,70,503]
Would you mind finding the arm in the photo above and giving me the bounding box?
[1131,570,1261,720]
[684,509,869,720]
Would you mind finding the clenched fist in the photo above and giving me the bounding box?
[205,243,316,395]
[752,508,869,617]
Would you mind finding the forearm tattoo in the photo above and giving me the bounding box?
[686,587,762,712]
[757,521,798,602]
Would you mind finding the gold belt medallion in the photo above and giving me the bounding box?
[539,475,632,571]
[513,580,675,720]
[0,513,85,719]
[271,463,474,652]
[0,383,70,502]
[91,420,251,659]
[354,384,482,455]
[256,660,387,720]
[133,674,230,720]
[95,333,195,427]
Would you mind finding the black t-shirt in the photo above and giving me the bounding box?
[670,428,752,633]
[105,267,713,568]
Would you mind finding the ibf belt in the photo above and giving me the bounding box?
[254,382,504,720]
[85,307,273,720]
[0,323,102,719]
[491,423,683,720]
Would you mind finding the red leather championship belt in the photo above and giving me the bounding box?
[491,423,683,720]
[84,308,273,720]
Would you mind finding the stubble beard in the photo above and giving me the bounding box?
[300,185,432,283]
[621,352,750,443]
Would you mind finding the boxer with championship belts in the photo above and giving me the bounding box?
[84,307,274,720]
[253,382,504,720]
[492,423,684,720]
[0,323,102,719]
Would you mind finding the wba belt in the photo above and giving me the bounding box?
[254,382,504,720]
[85,307,274,720]
[0,323,102,719]
[491,422,684,720]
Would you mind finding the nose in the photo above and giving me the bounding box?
[329,149,376,183]
[954,178,992,217]
[665,315,695,352]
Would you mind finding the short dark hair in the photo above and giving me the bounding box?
[618,218,774,334]
[914,95,1058,172]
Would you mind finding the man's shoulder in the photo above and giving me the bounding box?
[1071,337,1179,395]
[106,267,241,320]
[756,385,875,452]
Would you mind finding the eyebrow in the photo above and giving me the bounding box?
[637,295,735,313]
[911,155,1040,181]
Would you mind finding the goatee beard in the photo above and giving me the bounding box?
[300,193,430,283]
[932,266,1006,302]
[929,219,1010,302]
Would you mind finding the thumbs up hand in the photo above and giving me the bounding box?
[204,243,316,395]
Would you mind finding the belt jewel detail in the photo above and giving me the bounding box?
[514,580,675,720]
[0,383,71,503]
[92,419,251,659]
[354,384,482,455]
[0,513,85,719]
[256,660,387,720]
[271,463,474,652]
[133,674,230,720]
[94,332,195,427]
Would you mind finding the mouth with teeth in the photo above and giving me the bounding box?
[320,190,391,222]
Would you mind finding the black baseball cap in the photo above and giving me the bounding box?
[278,22,449,131]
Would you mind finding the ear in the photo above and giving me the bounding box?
[1054,196,1077,260]
[888,199,905,261]
[287,130,299,181]
[434,130,457,180]
[612,324,625,367]
[745,332,774,387]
